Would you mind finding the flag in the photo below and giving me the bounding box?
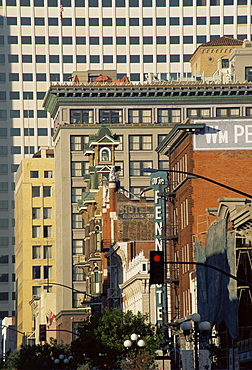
[46,310,56,327]
[59,1,64,20]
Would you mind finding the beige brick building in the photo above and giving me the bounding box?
[15,147,56,346]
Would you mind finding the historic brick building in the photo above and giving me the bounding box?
[157,118,252,367]
[77,126,156,319]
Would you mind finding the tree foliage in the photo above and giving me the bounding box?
[71,308,163,369]
[4,341,73,370]
[3,309,162,370]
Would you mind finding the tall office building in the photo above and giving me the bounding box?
[0,0,251,319]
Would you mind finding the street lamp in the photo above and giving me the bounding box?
[123,333,145,349]
[53,354,74,366]
[180,313,211,370]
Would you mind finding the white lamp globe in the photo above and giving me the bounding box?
[68,355,74,361]
[180,321,192,331]
[124,339,132,348]
[64,358,69,364]
[59,354,64,360]
[191,313,201,322]
[199,321,211,332]
[131,333,138,341]
[54,359,60,364]
[137,339,145,347]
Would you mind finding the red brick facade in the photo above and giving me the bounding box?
[164,124,252,320]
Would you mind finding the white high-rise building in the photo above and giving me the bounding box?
[0,0,251,319]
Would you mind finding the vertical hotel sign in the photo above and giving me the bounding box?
[150,171,168,327]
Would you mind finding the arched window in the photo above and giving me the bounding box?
[100,148,111,162]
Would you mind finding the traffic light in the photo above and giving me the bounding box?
[39,324,47,342]
[149,250,164,285]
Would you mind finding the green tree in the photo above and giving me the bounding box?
[4,341,74,370]
[71,308,163,369]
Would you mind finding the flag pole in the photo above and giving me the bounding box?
[59,0,64,83]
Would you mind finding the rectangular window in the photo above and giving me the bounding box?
[170,36,180,44]
[117,55,126,63]
[130,161,153,176]
[76,55,86,63]
[102,18,112,26]
[72,214,83,229]
[44,171,53,178]
[89,18,99,26]
[99,110,123,124]
[32,245,41,259]
[143,0,152,4]
[70,109,93,124]
[90,55,100,63]
[116,36,126,44]
[158,109,181,123]
[116,0,125,4]
[38,128,48,136]
[115,161,124,176]
[32,286,41,296]
[62,36,72,45]
[44,266,52,279]
[70,135,89,151]
[0,147,8,156]
[76,18,85,26]
[129,135,152,150]
[128,109,152,123]
[216,108,240,117]
[129,0,139,5]
[35,36,45,44]
[62,18,72,26]
[156,17,166,25]
[130,55,140,63]
[71,162,88,177]
[44,225,52,238]
[237,15,247,24]
[0,183,8,192]
[183,17,193,25]
[43,186,51,197]
[24,128,34,136]
[187,108,210,118]
[143,18,152,26]
[76,37,86,44]
[72,188,84,202]
[43,207,52,219]
[116,18,126,26]
[7,17,17,25]
[9,73,19,81]
[210,16,220,24]
[30,170,39,178]
[143,36,153,44]
[44,245,52,259]
[130,18,139,26]
[73,267,85,281]
[0,165,8,174]
[156,36,166,44]
[8,54,19,63]
[36,56,46,63]
[245,67,252,82]
[143,55,153,63]
[32,186,40,197]
[103,38,113,45]
[72,240,83,254]
[32,208,40,219]
[32,226,41,238]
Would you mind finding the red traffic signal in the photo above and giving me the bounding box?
[39,324,47,342]
[149,251,164,285]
